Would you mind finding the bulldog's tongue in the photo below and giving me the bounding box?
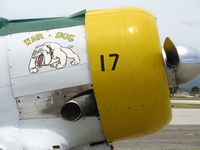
[37,55,43,68]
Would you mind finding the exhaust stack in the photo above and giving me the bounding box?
[60,91,99,121]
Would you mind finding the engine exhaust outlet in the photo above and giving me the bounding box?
[60,91,99,121]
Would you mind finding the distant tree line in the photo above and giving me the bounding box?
[191,86,200,93]
[170,85,200,95]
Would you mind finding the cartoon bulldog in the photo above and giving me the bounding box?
[29,42,80,73]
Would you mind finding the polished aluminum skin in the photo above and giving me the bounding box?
[175,45,200,85]
[163,38,200,89]
[17,84,92,120]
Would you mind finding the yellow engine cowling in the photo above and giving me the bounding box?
[85,7,172,142]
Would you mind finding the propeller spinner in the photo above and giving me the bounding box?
[163,37,200,89]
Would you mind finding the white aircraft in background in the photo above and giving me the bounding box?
[0,6,200,150]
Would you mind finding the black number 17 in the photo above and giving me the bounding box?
[100,53,119,71]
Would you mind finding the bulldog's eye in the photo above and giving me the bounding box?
[38,48,43,53]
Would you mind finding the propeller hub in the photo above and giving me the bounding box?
[163,37,200,89]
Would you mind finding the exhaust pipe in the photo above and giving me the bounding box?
[60,91,99,121]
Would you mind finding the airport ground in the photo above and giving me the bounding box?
[113,99,200,150]
[114,125,200,150]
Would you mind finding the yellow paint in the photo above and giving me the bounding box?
[23,31,76,46]
[36,34,44,40]
[24,34,44,46]
[24,38,31,46]
[55,32,75,42]
[31,36,37,43]
[85,7,171,142]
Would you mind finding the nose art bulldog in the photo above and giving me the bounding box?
[29,42,80,74]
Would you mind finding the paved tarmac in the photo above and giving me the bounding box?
[114,125,200,150]
[114,108,200,150]
[171,100,200,104]
[170,108,200,125]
